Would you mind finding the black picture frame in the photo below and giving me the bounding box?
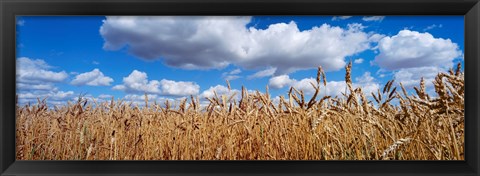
[1,0,479,175]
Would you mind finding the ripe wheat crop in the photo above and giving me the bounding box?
[16,62,464,160]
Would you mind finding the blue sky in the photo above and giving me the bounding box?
[15,16,464,106]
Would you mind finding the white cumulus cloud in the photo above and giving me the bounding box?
[100,16,249,69]
[100,16,374,74]
[113,70,200,96]
[268,75,296,89]
[374,30,462,70]
[159,79,200,96]
[16,57,76,106]
[17,57,68,84]
[112,70,162,94]
[71,69,114,86]
[354,58,364,64]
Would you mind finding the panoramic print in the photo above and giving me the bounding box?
[15,16,464,160]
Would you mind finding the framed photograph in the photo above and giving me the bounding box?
[1,0,479,175]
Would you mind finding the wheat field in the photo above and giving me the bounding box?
[15,62,464,160]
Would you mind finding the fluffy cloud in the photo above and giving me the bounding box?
[362,16,385,22]
[354,58,364,64]
[100,16,249,69]
[17,57,68,84]
[159,79,200,96]
[247,67,276,79]
[16,57,76,106]
[290,78,318,95]
[268,75,296,89]
[234,22,371,74]
[113,70,200,96]
[112,70,161,94]
[100,16,373,74]
[374,30,462,70]
[71,69,114,86]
